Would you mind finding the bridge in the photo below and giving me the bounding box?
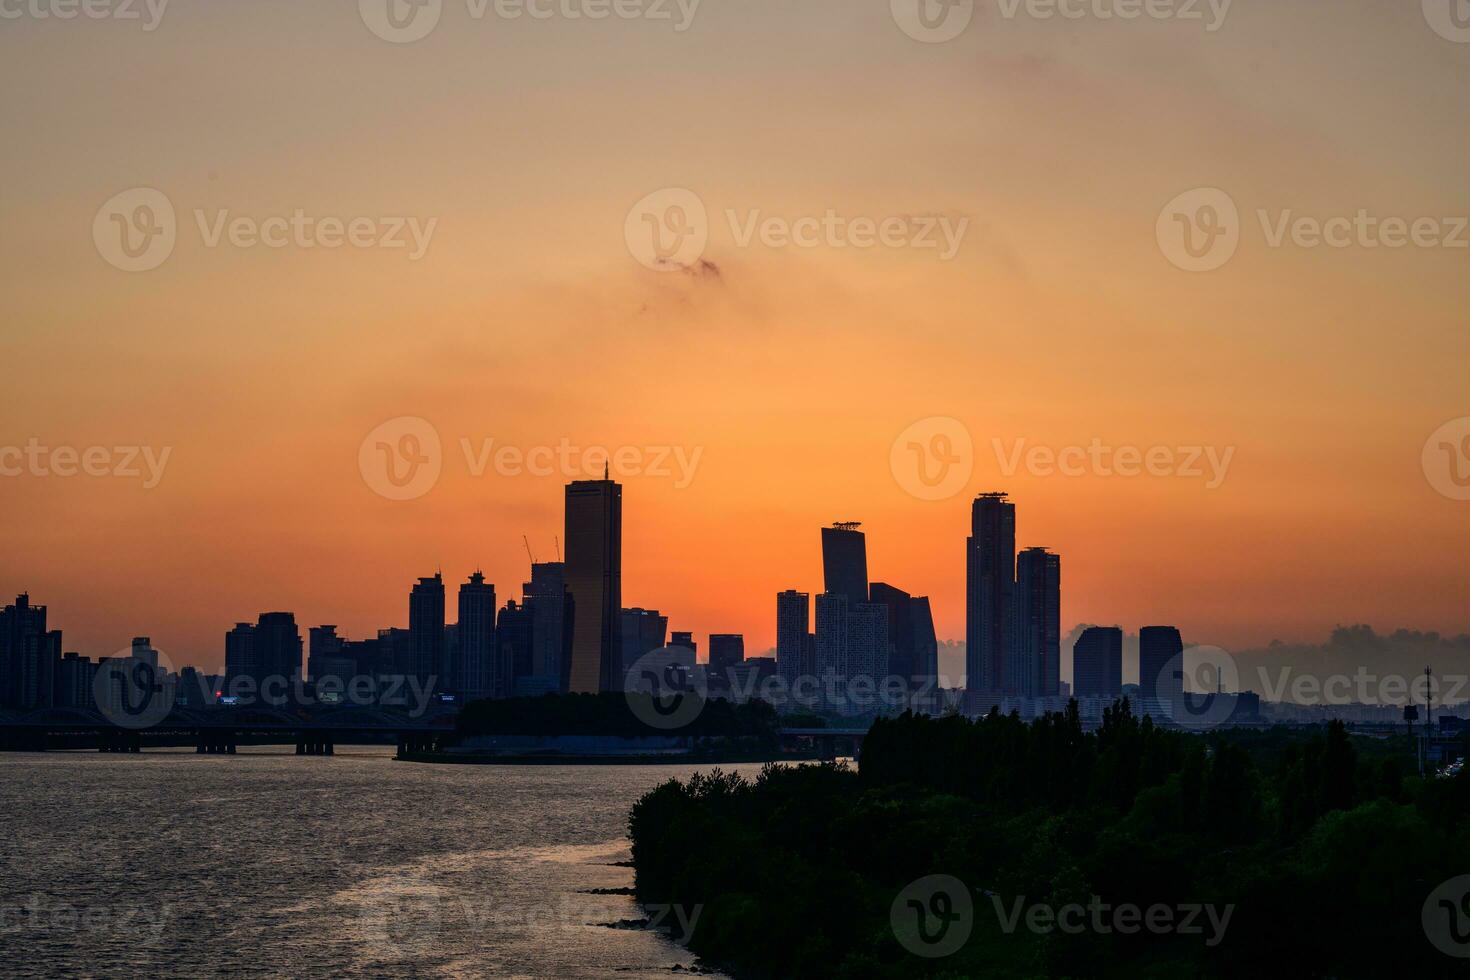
[777,727,870,761]
[0,702,457,757]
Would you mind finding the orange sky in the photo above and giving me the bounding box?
[2,1,1468,672]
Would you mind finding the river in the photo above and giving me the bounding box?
[0,747,758,978]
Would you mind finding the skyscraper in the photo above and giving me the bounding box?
[1073,626,1123,699]
[224,622,259,688]
[870,582,915,681]
[564,477,622,693]
[498,600,535,695]
[909,596,940,698]
[966,492,1015,695]
[0,594,56,709]
[814,592,849,682]
[1014,547,1061,697]
[821,523,869,608]
[775,590,809,686]
[708,634,745,679]
[848,602,890,688]
[1139,625,1184,716]
[409,574,446,688]
[523,561,569,694]
[254,612,303,685]
[620,608,668,684]
[458,571,497,698]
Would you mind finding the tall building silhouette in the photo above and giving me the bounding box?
[708,633,745,679]
[814,592,849,682]
[522,561,570,694]
[909,596,939,691]
[1074,626,1123,699]
[869,584,941,696]
[564,476,622,693]
[775,590,809,685]
[0,594,57,709]
[255,612,303,684]
[620,608,668,684]
[966,493,1016,694]
[409,574,446,688]
[1139,625,1184,714]
[1014,547,1061,697]
[848,602,890,686]
[821,523,869,608]
[457,571,497,698]
[498,600,534,695]
[225,622,258,688]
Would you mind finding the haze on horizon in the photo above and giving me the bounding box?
[2,0,1468,672]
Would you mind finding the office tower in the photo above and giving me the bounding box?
[255,613,303,685]
[130,637,158,668]
[670,631,697,657]
[498,600,537,695]
[848,603,890,687]
[343,635,391,679]
[708,634,745,679]
[409,573,446,688]
[870,583,915,681]
[54,652,97,709]
[909,596,939,689]
[1139,625,1184,720]
[564,477,622,693]
[308,625,344,681]
[726,657,778,703]
[776,590,810,685]
[1014,547,1061,697]
[814,592,849,681]
[0,593,58,709]
[524,562,569,693]
[224,622,259,688]
[821,523,869,608]
[379,627,413,677]
[802,633,816,678]
[458,571,497,698]
[966,492,1016,694]
[1073,626,1123,699]
[620,608,668,683]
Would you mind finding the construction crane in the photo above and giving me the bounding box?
[523,535,535,565]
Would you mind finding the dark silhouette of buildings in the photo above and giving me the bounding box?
[497,599,534,694]
[870,583,941,691]
[225,613,302,690]
[0,593,59,709]
[523,561,570,694]
[564,477,622,693]
[966,493,1015,695]
[1014,547,1061,697]
[458,571,497,698]
[775,590,809,685]
[620,607,668,685]
[814,592,848,681]
[409,573,446,688]
[708,633,745,679]
[1073,626,1123,699]
[1140,625,1184,710]
[821,523,869,609]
